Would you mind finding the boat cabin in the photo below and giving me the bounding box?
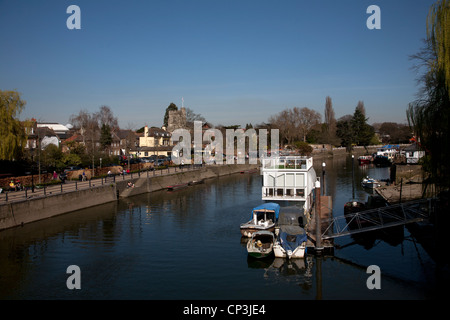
[260,156,317,213]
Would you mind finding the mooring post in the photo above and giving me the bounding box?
[315,180,323,254]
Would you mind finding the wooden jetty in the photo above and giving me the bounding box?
[306,193,334,254]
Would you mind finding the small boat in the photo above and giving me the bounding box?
[273,207,307,259]
[167,183,189,191]
[358,155,373,165]
[361,176,381,189]
[247,230,275,259]
[240,203,280,237]
[188,179,204,186]
[344,201,366,214]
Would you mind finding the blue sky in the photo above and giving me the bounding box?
[0,0,436,129]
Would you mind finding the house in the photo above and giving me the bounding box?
[111,129,139,156]
[403,143,425,164]
[132,126,173,157]
[37,123,71,140]
[24,120,63,150]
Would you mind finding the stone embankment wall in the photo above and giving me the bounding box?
[0,164,258,231]
[0,184,117,230]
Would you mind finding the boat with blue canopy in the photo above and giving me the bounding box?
[240,203,280,237]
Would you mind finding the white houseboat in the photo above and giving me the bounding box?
[260,156,318,217]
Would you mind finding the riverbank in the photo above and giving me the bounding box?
[0,164,258,231]
[375,164,435,204]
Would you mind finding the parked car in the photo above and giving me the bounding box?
[64,166,82,172]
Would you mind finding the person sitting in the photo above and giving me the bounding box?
[127,181,134,188]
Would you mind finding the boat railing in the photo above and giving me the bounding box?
[261,156,313,171]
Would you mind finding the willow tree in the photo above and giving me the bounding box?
[427,0,450,95]
[0,90,28,160]
[407,0,450,191]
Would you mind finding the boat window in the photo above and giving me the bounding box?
[296,189,305,197]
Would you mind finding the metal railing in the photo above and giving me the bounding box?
[1,164,202,204]
[320,198,435,239]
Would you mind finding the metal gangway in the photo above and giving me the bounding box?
[320,198,436,240]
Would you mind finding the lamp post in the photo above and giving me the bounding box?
[351,155,355,199]
[322,162,326,196]
[30,147,35,193]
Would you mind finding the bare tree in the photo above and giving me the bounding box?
[295,107,322,142]
[269,108,295,145]
[186,107,206,123]
[97,105,118,130]
[269,107,321,144]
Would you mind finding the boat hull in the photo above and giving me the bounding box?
[358,156,373,165]
[167,183,189,191]
[273,225,307,259]
[240,223,275,237]
[273,243,306,259]
[361,177,381,189]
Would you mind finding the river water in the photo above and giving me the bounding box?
[0,155,444,300]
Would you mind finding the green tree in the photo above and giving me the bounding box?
[100,124,112,151]
[0,90,27,160]
[163,102,178,127]
[351,105,374,147]
[336,115,354,152]
[41,144,63,169]
[293,141,313,155]
[61,153,82,168]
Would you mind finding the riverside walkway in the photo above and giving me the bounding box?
[0,165,201,204]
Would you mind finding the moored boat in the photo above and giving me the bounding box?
[240,202,280,237]
[344,200,366,214]
[361,176,381,189]
[246,230,275,259]
[273,207,307,259]
[167,183,189,191]
[188,179,204,186]
[358,155,373,165]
